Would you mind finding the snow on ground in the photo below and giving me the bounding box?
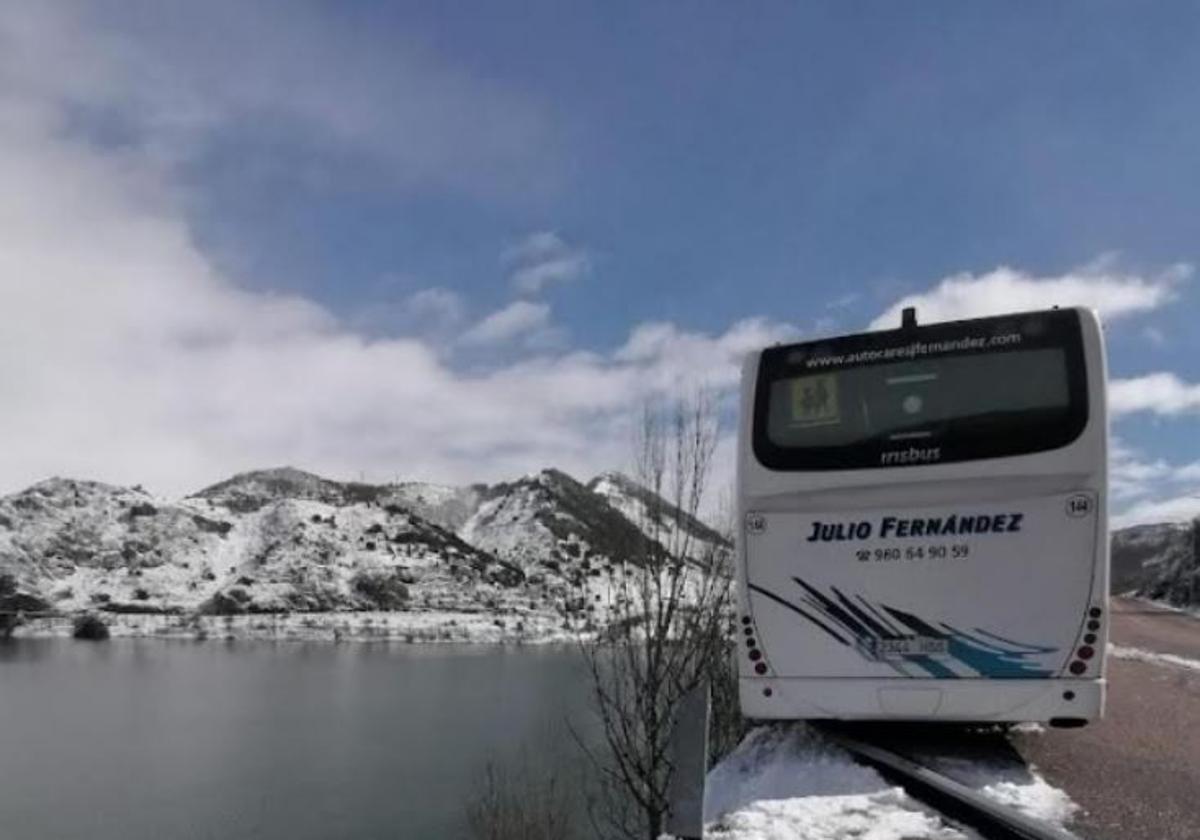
[700,724,1082,840]
[1110,644,1200,673]
[702,725,970,839]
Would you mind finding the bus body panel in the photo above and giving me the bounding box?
[738,678,1104,722]
[735,307,1109,723]
[745,492,1099,680]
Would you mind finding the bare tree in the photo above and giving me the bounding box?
[576,393,738,840]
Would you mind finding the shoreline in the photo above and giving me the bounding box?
[8,610,592,645]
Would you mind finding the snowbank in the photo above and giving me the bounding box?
[703,725,967,839]
[701,724,1080,839]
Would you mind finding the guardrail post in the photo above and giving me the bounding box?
[665,679,709,840]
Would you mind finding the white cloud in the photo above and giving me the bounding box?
[503,231,570,264]
[0,2,561,200]
[404,288,465,327]
[870,262,1187,330]
[1142,326,1167,347]
[825,293,860,310]
[1109,440,1200,527]
[0,65,795,497]
[615,318,800,392]
[505,231,590,295]
[1110,373,1200,417]
[0,5,807,501]
[461,301,554,346]
[1110,440,1173,501]
[512,256,590,295]
[810,316,839,337]
[1112,494,1200,529]
[348,286,472,355]
[1174,461,1200,482]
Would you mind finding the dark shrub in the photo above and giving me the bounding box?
[73,614,110,641]
[199,588,251,615]
[0,591,50,613]
[351,571,410,610]
[191,515,233,536]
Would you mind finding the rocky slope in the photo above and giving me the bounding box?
[0,466,727,638]
[1111,517,1200,607]
[587,471,728,562]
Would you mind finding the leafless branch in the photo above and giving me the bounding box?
[577,391,740,840]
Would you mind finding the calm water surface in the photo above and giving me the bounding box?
[0,640,595,840]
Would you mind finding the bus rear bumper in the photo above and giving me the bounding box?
[740,677,1105,723]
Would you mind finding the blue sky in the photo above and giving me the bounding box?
[0,2,1197,524]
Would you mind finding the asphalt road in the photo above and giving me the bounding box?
[1014,597,1200,840]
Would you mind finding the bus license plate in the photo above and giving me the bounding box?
[872,637,948,658]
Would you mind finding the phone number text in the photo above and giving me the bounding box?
[854,544,970,562]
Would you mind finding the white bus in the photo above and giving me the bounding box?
[735,306,1108,727]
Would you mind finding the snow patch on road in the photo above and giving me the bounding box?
[1110,644,1200,673]
[703,725,968,839]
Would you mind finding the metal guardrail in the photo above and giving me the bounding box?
[826,731,1081,840]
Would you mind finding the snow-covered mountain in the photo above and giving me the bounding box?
[1111,517,1200,606]
[588,471,728,562]
[0,466,730,638]
[462,469,650,569]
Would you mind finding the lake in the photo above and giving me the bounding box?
[0,640,597,840]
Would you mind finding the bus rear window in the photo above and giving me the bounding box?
[752,311,1089,470]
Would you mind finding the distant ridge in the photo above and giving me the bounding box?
[192,467,388,512]
[1111,518,1200,607]
[0,466,729,632]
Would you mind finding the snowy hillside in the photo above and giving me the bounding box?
[0,466,728,641]
[385,481,485,532]
[588,471,729,562]
[1110,517,1199,607]
[462,469,649,569]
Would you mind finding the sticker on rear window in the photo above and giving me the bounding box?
[789,374,840,427]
